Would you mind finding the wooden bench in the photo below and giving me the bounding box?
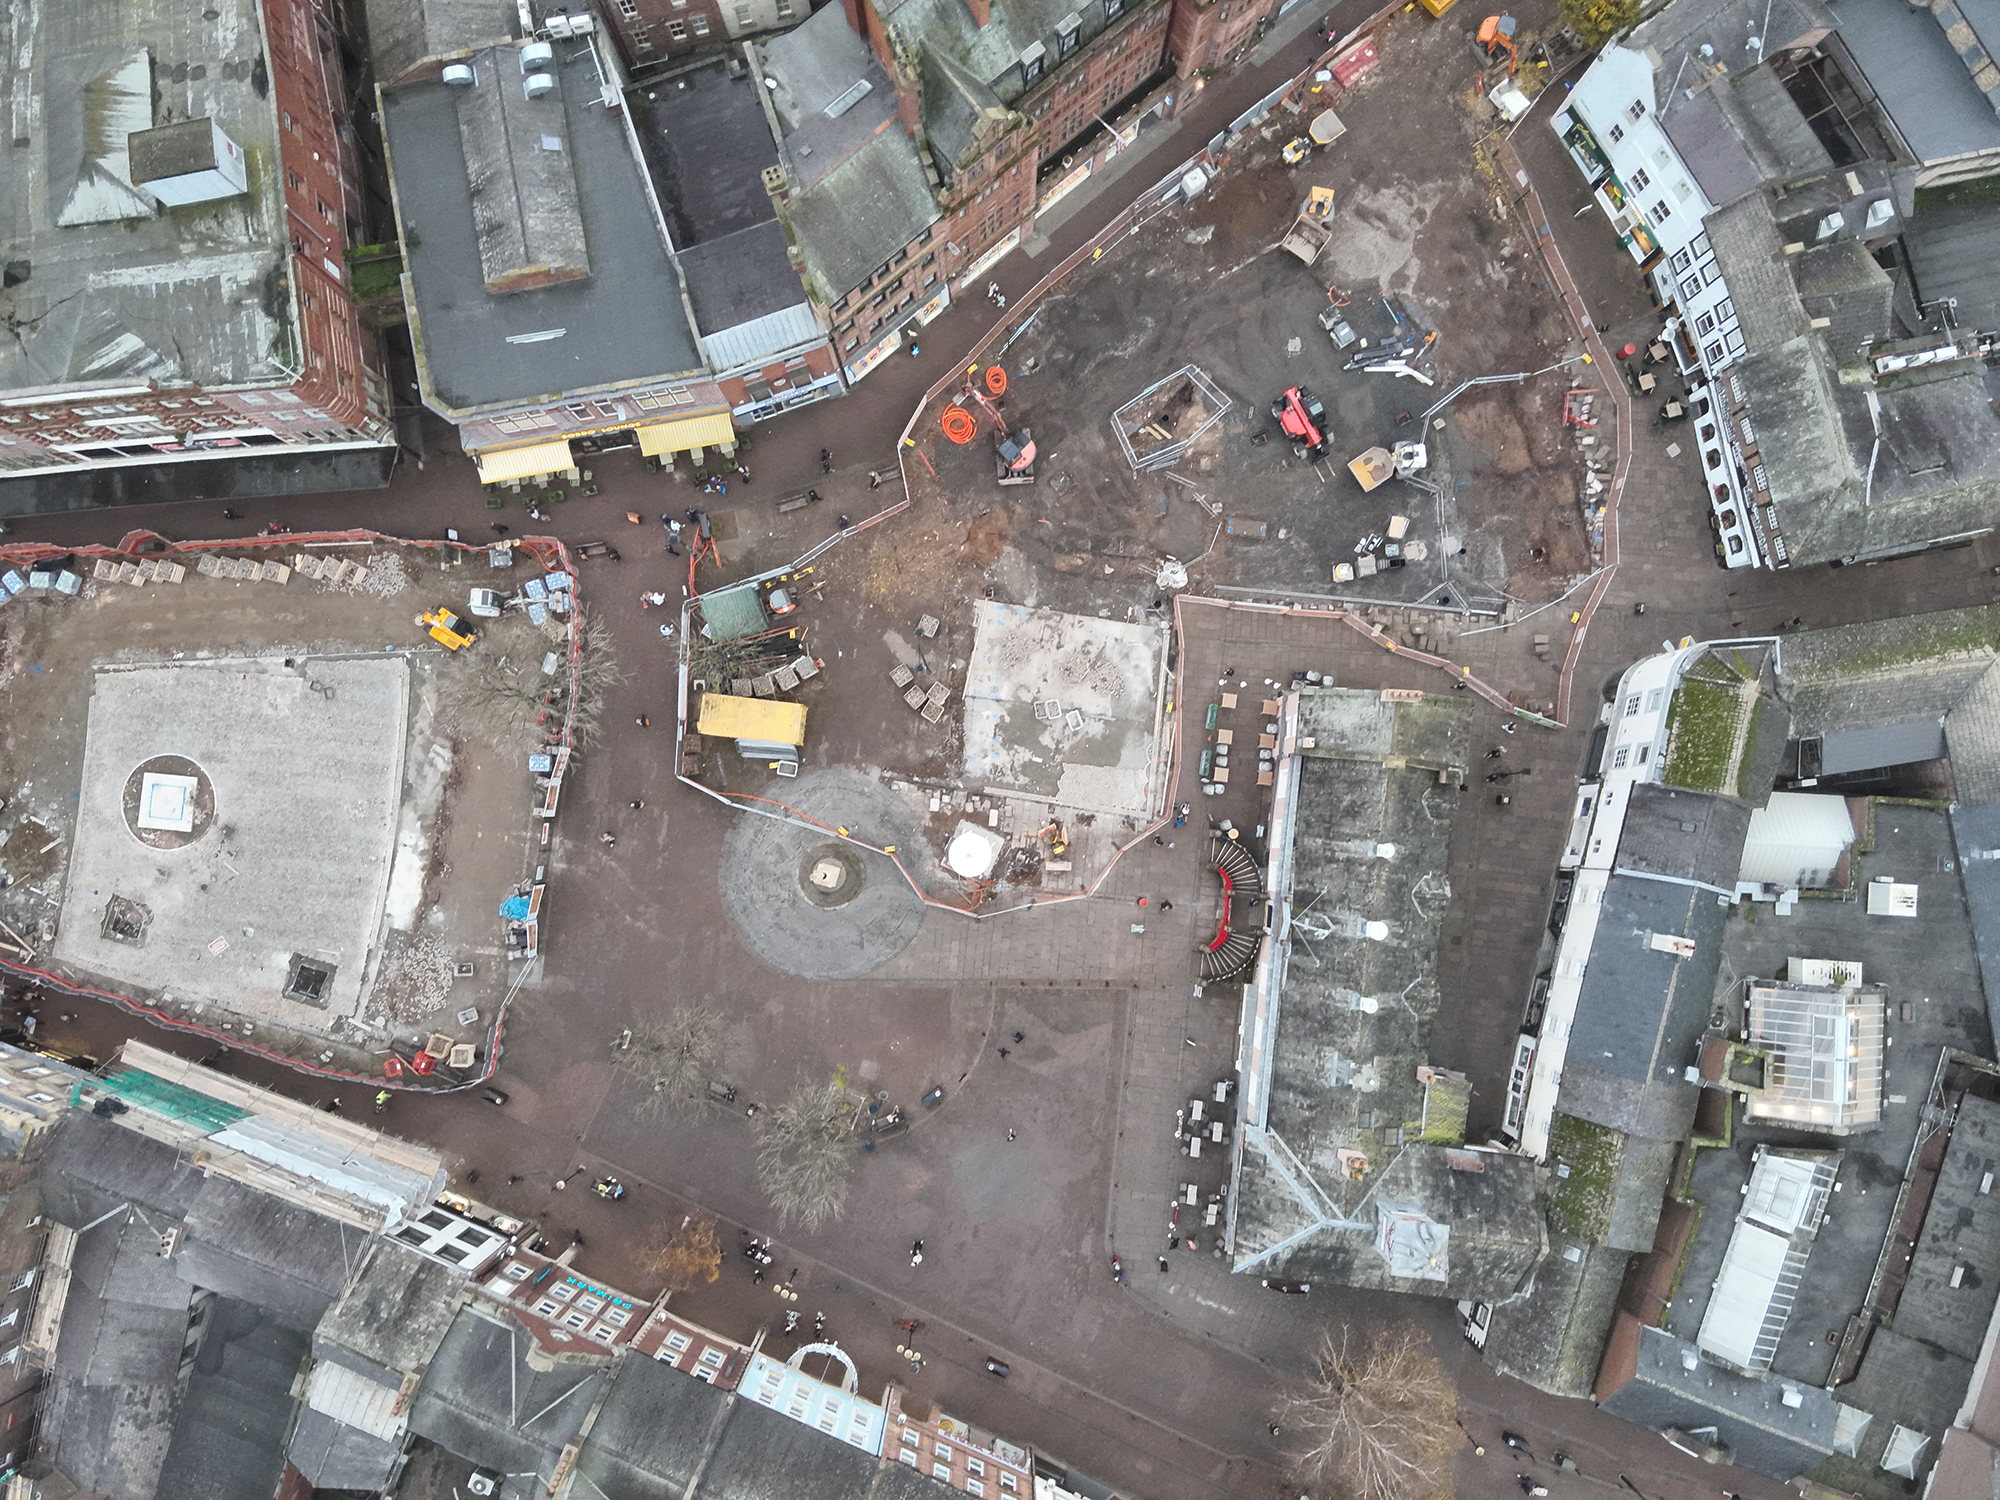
[777,493,813,514]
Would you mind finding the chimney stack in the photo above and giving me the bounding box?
[843,0,866,33]
[966,0,990,25]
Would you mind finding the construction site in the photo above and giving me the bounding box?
[0,532,590,1086]
[662,4,1611,920]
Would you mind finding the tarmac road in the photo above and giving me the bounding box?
[10,7,2000,1500]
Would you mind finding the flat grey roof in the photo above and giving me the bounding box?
[384,46,703,416]
[756,7,940,298]
[1668,807,1994,1391]
[1600,1325,1837,1480]
[1827,0,2000,164]
[0,0,298,396]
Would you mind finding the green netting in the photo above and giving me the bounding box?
[80,1064,253,1133]
[698,582,768,644]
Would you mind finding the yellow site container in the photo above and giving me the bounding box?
[696,693,808,746]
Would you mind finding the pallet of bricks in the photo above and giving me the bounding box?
[92,557,189,586]
[192,554,292,584]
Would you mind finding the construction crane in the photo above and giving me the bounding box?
[1476,13,1518,73]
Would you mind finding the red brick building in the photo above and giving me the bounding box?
[0,0,392,480]
[601,0,803,66]
[753,0,1268,383]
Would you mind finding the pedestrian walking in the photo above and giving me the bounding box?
[869,472,881,489]
[998,1047,1010,1059]
[490,522,511,536]
[837,515,851,529]
[1486,747,1506,758]
[1160,900,1173,911]
[1267,1423,1282,1437]
[1006,1128,1017,1141]
[637,714,651,727]
[820,448,832,474]
[808,489,821,504]
[910,1239,924,1267]
[601,832,616,848]
[753,1267,764,1284]
[1153,836,1163,845]
[1157,1256,1169,1272]
[507,1174,522,1184]
[1502,721,1516,735]
[629,799,644,810]
[221,508,239,520]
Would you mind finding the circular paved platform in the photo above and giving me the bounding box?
[717,768,927,979]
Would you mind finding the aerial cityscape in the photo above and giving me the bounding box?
[0,0,1995,1497]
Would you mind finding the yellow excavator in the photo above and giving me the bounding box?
[419,606,478,651]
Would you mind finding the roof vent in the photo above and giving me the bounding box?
[443,63,477,87]
[523,72,556,99]
[1681,1348,1699,1371]
[1362,920,1390,941]
[1781,1385,1805,1409]
[823,78,873,118]
[521,40,555,70]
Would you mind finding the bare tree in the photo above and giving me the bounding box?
[432,607,622,757]
[638,1212,722,1293]
[613,1007,723,1118]
[1273,1325,1458,1500]
[753,1075,857,1233]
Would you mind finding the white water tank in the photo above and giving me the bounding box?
[523,72,556,99]
[521,40,554,71]
[442,63,477,87]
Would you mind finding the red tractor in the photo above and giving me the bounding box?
[1272,386,1329,460]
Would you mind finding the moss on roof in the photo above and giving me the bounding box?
[1548,1113,1626,1242]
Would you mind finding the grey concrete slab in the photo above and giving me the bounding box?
[52,657,410,1024]
[961,601,1170,819]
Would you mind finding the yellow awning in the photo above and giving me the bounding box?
[475,438,575,484]
[696,692,807,745]
[637,411,736,457]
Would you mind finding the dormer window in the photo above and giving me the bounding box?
[1020,41,1045,82]
[1056,12,1081,56]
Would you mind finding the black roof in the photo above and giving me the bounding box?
[1617,784,1754,886]
[1955,800,2000,1046]
[1561,871,1729,1140]
[408,1307,610,1485]
[153,1298,309,1500]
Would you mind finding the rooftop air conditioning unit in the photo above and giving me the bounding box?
[466,1471,502,1498]
[442,63,477,87]
[521,40,555,70]
[523,72,556,99]
[564,13,596,33]
[546,13,575,35]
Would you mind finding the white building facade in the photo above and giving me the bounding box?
[1551,49,1763,569]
